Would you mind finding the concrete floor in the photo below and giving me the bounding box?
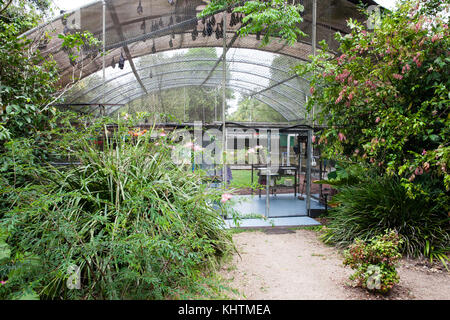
[224,193,324,228]
[225,216,321,228]
[229,193,324,218]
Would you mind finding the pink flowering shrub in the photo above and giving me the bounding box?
[297,0,449,202]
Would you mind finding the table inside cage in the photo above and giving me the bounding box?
[256,167,298,197]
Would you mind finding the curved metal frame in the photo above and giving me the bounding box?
[101,75,301,119]
[87,69,306,109]
[68,55,309,103]
[107,83,297,121]
[109,78,301,120]
[117,82,297,120]
[22,0,374,122]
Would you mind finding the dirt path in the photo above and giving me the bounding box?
[220,229,450,300]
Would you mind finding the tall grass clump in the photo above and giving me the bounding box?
[0,114,233,299]
[321,167,449,264]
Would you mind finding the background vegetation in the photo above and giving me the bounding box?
[0,114,233,299]
[301,0,449,263]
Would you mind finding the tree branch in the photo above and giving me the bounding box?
[0,0,14,15]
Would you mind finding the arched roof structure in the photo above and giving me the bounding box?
[23,0,377,121]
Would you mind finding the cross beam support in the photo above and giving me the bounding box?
[106,1,148,95]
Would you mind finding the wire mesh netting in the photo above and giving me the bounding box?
[22,0,374,122]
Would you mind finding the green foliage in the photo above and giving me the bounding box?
[0,0,52,34]
[343,230,403,294]
[314,162,367,186]
[0,0,99,144]
[0,114,233,299]
[58,31,101,66]
[201,0,306,46]
[0,19,59,141]
[297,0,450,198]
[228,97,287,122]
[0,1,62,142]
[322,172,450,260]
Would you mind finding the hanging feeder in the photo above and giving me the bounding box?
[151,40,156,53]
[169,38,173,48]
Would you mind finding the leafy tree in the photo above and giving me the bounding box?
[0,0,59,141]
[0,0,99,142]
[201,0,306,46]
[298,0,449,200]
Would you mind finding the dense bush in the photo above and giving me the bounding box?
[0,0,60,142]
[343,230,403,293]
[0,116,232,299]
[321,166,449,264]
[301,0,450,198]
[301,0,450,267]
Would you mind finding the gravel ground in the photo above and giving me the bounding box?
[220,229,450,300]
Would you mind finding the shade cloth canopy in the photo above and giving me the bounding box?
[23,0,377,121]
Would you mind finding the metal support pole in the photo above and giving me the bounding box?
[265,130,271,218]
[222,10,227,186]
[312,0,317,126]
[183,87,186,122]
[319,148,323,201]
[102,1,106,114]
[306,129,312,216]
[298,136,302,195]
[214,88,217,122]
[312,0,317,56]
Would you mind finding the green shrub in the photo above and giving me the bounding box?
[322,172,450,262]
[0,116,233,299]
[343,230,403,294]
